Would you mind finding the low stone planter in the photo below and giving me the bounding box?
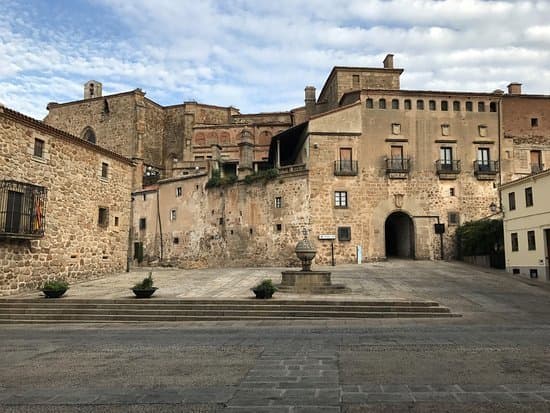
[131,287,158,298]
[42,288,67,298]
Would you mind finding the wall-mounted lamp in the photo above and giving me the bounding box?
[489,202,502,213]
[313,143,319,149]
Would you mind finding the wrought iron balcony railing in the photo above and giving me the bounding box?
[0,180,47,239]
[334,160,358,176]
[436,160,461,174]
[473,160,499,175]
[385,158,410,173]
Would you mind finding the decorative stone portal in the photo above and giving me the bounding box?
[385,211,415,258]
[279,229,350,294]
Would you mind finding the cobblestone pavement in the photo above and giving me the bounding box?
[3,260,550,412]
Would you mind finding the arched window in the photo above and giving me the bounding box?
[416,100,424,110]
[391,99,399,109]
[453,101,460,111]
[366,98,373,108]
[82,127,96,144]
[490,102,497,112]
[429,100,436,111]
[404,99,411,110]
[379,98,386,109]
[441,100,448,111]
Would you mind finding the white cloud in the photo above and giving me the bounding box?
[1,0,550,119]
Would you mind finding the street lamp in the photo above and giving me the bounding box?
[489,202,498,213]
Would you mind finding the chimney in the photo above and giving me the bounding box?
[383,54,394,69]
[84,80,102,99]
[507,82,522,95]
[305,86,316,117]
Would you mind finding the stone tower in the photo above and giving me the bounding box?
[84,80,102,99]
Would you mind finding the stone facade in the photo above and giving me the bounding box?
[132,170,309,268]
[0,106,133,295]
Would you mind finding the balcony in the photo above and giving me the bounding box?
[385,158,410,179]
[334,160,358,176]
[0,180,47,239]
[531,163,545,174]
[436,160,461,179]
[473,160,499,180]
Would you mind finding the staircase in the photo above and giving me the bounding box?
[0,298,459,323]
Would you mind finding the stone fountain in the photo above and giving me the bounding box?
[278,229,350,294]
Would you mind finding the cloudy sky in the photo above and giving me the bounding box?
[1,0,549,119]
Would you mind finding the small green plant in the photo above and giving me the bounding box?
[244,168,279,185]
[134,272,155,289]
[252,279,278,298]
[41,279,69,291]
[205,170,238,188]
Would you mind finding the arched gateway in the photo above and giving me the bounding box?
[384,211,415,258]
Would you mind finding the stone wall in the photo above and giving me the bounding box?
[132,171,309,269]
[0,108,133,295]
[45,92,138,159]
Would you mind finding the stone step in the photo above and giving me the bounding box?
[0,298,441,307]
[0,312,460,323]
[0,306,452,317]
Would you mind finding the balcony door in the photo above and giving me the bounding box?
[5,190,23,233]
[530,150,542,173]
[390,145,404,170]
[477,148,490,171]
[339,148,352,171]
[440,147,453,170]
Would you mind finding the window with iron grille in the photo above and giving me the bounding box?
[176,187,182,197]
[98,207,109,228]
[33,139,44,158]
[334,191,348,208]
[466,101,473,112]
[139,218,146,230]
[448,212,459,225]
[338,226,351,241]
[0,180,47,238]
[275,196,282,208]
[170,209,176,221]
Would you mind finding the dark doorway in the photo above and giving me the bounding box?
[385,211,415,258]
[545,229,550,281]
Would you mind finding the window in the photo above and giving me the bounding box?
[453,101,460,111]
[511,233,518,251]
[114,216,119,226]
[82,127,96,144]
[477,148,490,170]
[478,102,485,112]
[530,150,543,173]
[219,217,224,225]
[508,192,516,211]
[531,118,538,127]
[378,98,386,109]
[0,181,46,237]
[429,100,436,111]
[527,230,536,250]
[334,191,348,208]
[490,102,497,112]
[139,218,146,230]
[448,212,459,225]
[142,193,147,201]
[173,237,179,245]
[170,209,176,221]
[404,99,411,110]
[450,188,455,196]
[352,74,360,89]
[338,226,351,241]
[101,162,109,179]
[366,98,373,108]
[441,100,448,111]
[525,187,533,207]
[176,187,182,197]
[416,100,424,110]
[276,223,282,231]
[391,99,399,109]
[33,139,44,158]
[466,101,473,112]
[98,207,109,227]
[440,147,453,169]
[275,196,282,208]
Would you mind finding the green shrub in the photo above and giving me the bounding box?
[134,272,154,289]
[41,279,69,291]
[205,170,237,188]
[455,219,503,257]
[252,279,278,295]
[244,168,279,185]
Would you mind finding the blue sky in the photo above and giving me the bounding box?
[1,0,550,119]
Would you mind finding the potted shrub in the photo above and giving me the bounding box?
[132,272,158,298]
[41,279,69,298]
[252,279,277,299]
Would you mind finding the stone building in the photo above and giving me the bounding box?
[500,169,550,281]
[44,86,302,190]
[41,55,550,268]
[0,105,134,295]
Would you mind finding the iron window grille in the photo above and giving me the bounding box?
[338,226,351,241]
[98,207,109,227]
[33,139,44,158]
[334,160,358,176]
[0,180,47,238]
[436,160,461,174]
[473,160,499,174]
[385,158,410,173]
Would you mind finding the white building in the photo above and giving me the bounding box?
[500,169,550,280]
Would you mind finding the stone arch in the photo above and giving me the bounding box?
[219,132,230,145]
[384,210,415,258]
[195,132,206,146]
[81,127,96,144]
[207,132,218,145]
[258,130,272,145]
